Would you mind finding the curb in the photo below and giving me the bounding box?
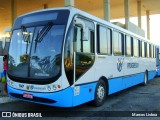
[0,97,16,104]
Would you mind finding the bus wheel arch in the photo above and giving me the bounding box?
[92,76,108,107]
[99,76,109,95]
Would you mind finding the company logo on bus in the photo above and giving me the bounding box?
[117,58,124,72]
[19,84,24,88]
[127,63,139,68]
[30,85,34,90]
[26,85,30,90]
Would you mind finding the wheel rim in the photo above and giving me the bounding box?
[97,85,105,101]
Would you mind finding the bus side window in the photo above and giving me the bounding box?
[142,42,145,57]
[76,26,83,52]
[153,45,154,58]
[133,38,139,57]
[154,46,156,58]
[147,43,150,58]
[90,30,94,53]
[97,25,111,55]
[149,44,152,58]
[125,35,132,56]
[151,45,154,58]
[113,31,124,55]
[139,40,141,57]
[144,42,147,57]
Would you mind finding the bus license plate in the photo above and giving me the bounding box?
[23,93,33,99]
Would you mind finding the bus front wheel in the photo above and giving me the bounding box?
[92,80,106,107]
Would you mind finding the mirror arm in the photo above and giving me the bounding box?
[73,26,77,52]
[74,18,85,30]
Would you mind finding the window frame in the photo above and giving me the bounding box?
[125,35,132,56]
[76,27,94,54]
[141,41,145,58]
[133,38,139,57]
[153,45,155,58]
[97,25,112,55]
[146,43,150,58]
[113,30,124,56]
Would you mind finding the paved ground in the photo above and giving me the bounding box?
[0,82,15,104]
[0,82,4,96]
[0,77,160,120]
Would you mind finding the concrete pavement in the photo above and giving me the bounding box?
[0,82,16,104]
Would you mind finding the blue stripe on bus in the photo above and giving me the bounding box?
[108,77,124,95]
[148,71,157,80]
[8,86,73,107]
[72,82,97,106]
[108,71,156,95]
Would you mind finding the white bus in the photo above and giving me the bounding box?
[7,7,156,107]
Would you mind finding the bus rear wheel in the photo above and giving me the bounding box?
[92,80,106,107]
[143,71,148,86]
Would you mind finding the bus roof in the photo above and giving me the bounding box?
[16,7,154,45]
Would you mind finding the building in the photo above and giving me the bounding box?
[0,0,160,40]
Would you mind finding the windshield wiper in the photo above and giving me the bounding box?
[34,22,53,52]
[21,25,31,54]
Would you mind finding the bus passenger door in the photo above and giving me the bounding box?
[73,18,96,106]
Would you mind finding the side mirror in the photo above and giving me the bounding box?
[83,27,89,41]
[74,18,88,41]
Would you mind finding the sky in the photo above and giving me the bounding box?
[111,14,160,45]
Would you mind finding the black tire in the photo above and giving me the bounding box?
[92,80,106,107]
[143,71,148,86]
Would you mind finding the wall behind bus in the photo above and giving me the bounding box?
[0,0,64,33]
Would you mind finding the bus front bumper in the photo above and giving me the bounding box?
[7,85,73,107]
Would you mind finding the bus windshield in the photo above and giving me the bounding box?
[8,25,65,80]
